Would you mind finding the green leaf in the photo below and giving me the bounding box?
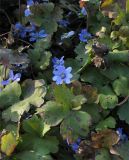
[112,76,129,96]
[95,149,111,160]
[18,135,59,156]
[14,151,53,160]
[29,3,55,26]
[84,104,101,124]
[98,36,114,50]
[29,40,52,71]
[74,43,89,66]
[117,100,129,124]
[71,95,87,110]
[119,26,129,38]
[23,115,44,136]
[65,58,81,74]
[100,63,129,80]
[81,67,109,88]
[113,6,126,25]
[99,86,118,109]
[95,116,116,131]
[29,3,63,33]
[114,141,129,160]
[43,101,67,126]
[60,111,91,141]
[1,132,18,156]
[0,82,21,109]
[2,80,46,122]
[53,85,74,110]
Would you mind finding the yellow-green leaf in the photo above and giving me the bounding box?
[1,132,18,156]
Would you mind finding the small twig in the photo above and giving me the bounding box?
[15,38,34,48]
[0,32,10,37]
[3,66,7,80]
[116,95,129,106]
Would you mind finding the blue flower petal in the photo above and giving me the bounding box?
[81,7,87,16]
[25,8,32,17]
[1,79,10,86]
[9,70,14,80]
[13,73,21,82]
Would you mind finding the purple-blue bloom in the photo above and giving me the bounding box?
[53,66,72,85]
[26,23,36,32]
[25,8,32,17]
[79,29,91,42]
[24,0,34,17]
[14,22,36,38]
[81,7,87,16]
[67,138,81,153]
[29,29,48,42]
[1,70,21,86]
[27,0,34,6]
[14,22,27,38]
[116,128,128,141]
[52,56,64,69]
[58,20,69,27]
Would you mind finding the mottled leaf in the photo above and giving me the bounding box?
[0,82,21,109]
[43,101,66,126]
[112,76,129,96]
[99,86,118,109]
[60,111,91,141]
[2,80,46,122]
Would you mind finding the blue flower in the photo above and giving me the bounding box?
[26,23,36,32]
[52,56,64,68]
[116,128,128,141]
[25,8,32,17]
[61,31,75,40]
[1,70,21,86]
[67,138,81,153]
[58,20,69,27]
[53,66,72,85]
[14,22,27,38]
[14,23,36,38]
[29,29,48,42]
[27,0,34,6]
[71,138,81,152]
[79,29,91,42]
[81,7,87,16]
[24,0,34,17]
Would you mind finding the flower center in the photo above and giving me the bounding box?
[60,73,66,79]
[56,61,60,65]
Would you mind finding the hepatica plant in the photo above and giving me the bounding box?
[1,0,129,159]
